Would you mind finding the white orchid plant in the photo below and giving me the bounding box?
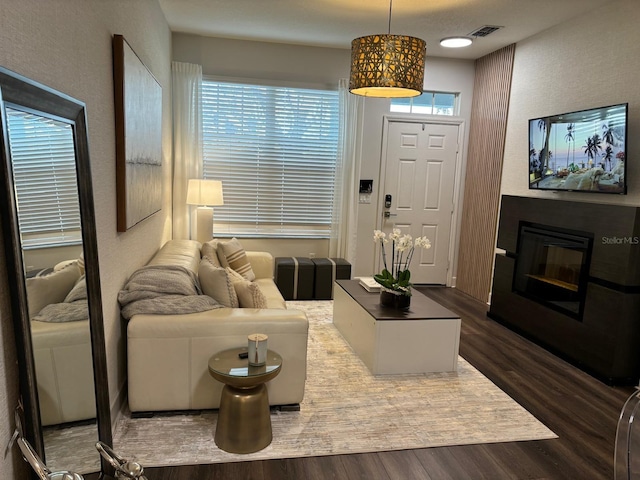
[373,229,432,296]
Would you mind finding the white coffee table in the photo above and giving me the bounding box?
[333,280,461,375]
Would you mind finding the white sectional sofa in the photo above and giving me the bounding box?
[31,319,96,426]
[126,239,309,413]
[26,260,96,427]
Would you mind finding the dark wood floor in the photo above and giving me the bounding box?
[123,287,635,479]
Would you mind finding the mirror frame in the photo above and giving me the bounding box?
[0,67,112,476]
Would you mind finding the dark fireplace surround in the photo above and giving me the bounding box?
[489,195,640,385]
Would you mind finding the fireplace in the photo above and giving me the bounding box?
[488,195,640,385]
[513,224,592,320]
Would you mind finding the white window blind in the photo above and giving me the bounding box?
[6,108,82,248]
[202,80,339,238]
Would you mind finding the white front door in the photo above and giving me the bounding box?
[379,120,460,285]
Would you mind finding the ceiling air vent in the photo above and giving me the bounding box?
[469,25,503,37]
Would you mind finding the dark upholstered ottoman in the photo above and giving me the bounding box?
[274,257,315,300]
[312,258,351,300]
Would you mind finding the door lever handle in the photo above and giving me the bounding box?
[384,212,397,218]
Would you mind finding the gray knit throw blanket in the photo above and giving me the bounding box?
[32,277,89,323]
[118,264,222,320]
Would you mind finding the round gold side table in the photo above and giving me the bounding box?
[208,347,282,454]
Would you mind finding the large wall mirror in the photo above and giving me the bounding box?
[0,67,112,476]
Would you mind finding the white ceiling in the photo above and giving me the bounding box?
[158,0,617,60]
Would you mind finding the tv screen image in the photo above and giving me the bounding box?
[529,103,627,194]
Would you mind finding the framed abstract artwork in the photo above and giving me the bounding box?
[113,34,163,232]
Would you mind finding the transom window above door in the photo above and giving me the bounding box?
[390,91,458,115]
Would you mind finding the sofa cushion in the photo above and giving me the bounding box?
[219,238,256,281]
[31,319,95,426]
[254,279,287,309]
[198,258,239,308]
[201,240,223,267]
[26,263,81,318]
[227,268,267,308]
[246,251,275,280]
[148,239,201,273]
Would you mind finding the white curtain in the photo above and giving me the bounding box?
[171,62,203,239]
[329,79,363,263]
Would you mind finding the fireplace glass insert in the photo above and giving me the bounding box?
[513,223,593,320]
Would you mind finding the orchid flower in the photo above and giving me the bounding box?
[373,229,432,295]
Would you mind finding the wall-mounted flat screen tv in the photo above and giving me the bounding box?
[529,103,627,194]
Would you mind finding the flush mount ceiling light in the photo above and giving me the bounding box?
[440,36,473,48]
[349,0,426,98]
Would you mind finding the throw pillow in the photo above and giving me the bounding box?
[26,263,81,318]
[201,239,223,268]
[219,237,256,281]
[77,251,85,275]
[199,258,239,308]
[64,275,87,303]
[226,268,267,308]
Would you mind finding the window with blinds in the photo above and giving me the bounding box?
[202,80,339,238]
[6,108,82,248]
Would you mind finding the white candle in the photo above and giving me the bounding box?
[247,333,268,366]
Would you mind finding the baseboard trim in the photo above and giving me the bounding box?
[111,379,128,432]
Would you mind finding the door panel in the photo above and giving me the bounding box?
[382,121,459,284]
[418,224,438,265]
[424,161,442,209]
[397,160,416,208]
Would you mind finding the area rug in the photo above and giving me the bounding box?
[107,300,556,467]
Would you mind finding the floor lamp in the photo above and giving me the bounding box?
[187,179,224,244]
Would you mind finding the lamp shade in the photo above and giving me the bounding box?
[349,34,426,98]
[186,179,224,206]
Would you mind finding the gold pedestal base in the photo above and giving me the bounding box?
[214,384,272,454]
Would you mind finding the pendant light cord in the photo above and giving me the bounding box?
[388,0,393,34]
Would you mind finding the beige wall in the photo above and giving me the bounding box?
[502,0,640,205]
[173,33,350,88]
[0,1,172,475]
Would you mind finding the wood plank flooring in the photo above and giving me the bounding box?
[120,287,635,479]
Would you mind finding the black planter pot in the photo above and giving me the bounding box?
[379,290,411,310]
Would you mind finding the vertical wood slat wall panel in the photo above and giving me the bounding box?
[455,44,516,302]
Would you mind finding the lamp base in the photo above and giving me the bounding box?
[192,206,213,244]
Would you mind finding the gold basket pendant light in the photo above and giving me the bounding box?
[349,0,426,97]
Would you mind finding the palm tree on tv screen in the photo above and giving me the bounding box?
[529,143,538,173]
[603,145,614,171]
[591,134,602,164]
[564,123,575,168]
[537,119,552,175]
[602,124,616,147]
[583,137,594,166]
[583,134,603,167]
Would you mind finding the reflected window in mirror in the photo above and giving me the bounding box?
[6,108,82,250]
